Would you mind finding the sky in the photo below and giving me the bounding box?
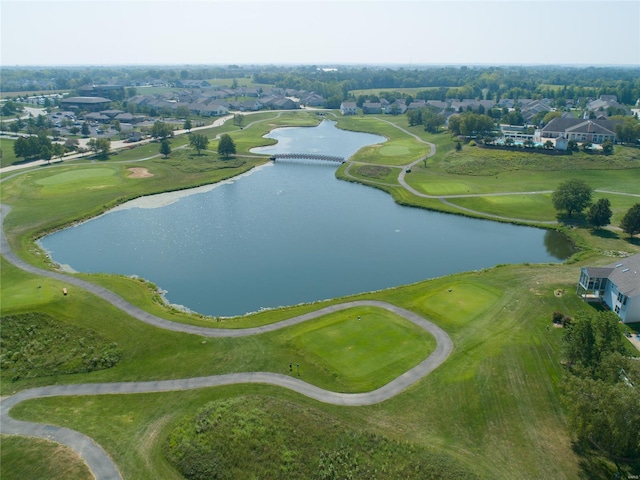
[1,0,639,67]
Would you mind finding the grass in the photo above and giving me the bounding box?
[0,258,432,395]
[1,137,21,168]
[8,262,614,479]
[2,111,640,479]
[0,435,93,480]
[0,312,121,381]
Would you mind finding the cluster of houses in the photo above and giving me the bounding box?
[58,83,326,119]
[341,94,629,149]
[51,82,634,149]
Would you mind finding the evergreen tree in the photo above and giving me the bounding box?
[160,140,171,158]
[217,134,236,159]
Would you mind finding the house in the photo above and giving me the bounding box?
[538,117,618,144]
[362,102,382,114]
[576,253,640,323]
[385,100,407,115]
[175,80,212,88]
[340,102,357,115]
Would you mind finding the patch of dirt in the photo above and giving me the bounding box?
[554,289,564,297]
[127,167,154,178]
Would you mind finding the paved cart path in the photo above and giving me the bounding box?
[1,203,453,480]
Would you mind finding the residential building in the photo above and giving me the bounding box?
[576,254,640,323]
[537,117,618,145]
[340,102,358,115]
[362,102,382,114]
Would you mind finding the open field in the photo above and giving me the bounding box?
[2,111,640,479]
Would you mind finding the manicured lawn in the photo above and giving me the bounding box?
[8,263,613,479]
[334,114,430,166]
[1,137,21,168]
[448,193,557,221]
[288,306,435,391]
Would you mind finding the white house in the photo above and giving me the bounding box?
[577,253,640,323]
[340,102,358,115]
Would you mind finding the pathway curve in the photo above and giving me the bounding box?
[0,202,453,480]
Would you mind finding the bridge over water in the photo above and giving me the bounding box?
[270,153,345,163]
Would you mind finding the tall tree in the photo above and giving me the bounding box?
[217,134,236,159]
[586,198,612,229]
[620,203,640,237]
[183,118,192,132]
[81,121,90,137]
[151,120,173,140]
[552,179,593,218]
[160,140,171,158]
[189,133,209,155]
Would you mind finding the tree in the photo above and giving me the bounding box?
[151,121,173,140]
[13,136,30,159]
[601,139,613,155]
[81,122,90,137]
[189,133,209,155]
[183,118,192,132]
[233,114,244,128]
[87,138,111,157]
[217,134,236,159]
[51,143,65,163]
[620,203,640,237]
[586,198,612,229]
[563,375,640,467]
[544,140,554,149]
[160,140,171,158]
[552,179,593,218]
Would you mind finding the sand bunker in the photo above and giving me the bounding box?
[128,167,154,178]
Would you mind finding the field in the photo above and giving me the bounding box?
[2,111,640,479]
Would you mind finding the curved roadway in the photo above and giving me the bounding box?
[0,202,453,480]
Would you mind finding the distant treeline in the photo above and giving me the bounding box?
[2,64,639,106]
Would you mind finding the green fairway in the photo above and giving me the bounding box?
[288,307,435,391]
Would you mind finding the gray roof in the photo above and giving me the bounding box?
[61,96,111,104]
[542,117,618,135]
[585,253,640,297]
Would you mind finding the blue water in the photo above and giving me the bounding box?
[40,120,572,317]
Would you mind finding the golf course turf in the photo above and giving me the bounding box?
[1,111,639,479]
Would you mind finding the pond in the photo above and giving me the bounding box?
[40,120,573,317]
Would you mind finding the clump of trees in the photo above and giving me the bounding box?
[151,120,174,140]
[86,137,111,158]
[447,111,496,138]
[561,311,640,476]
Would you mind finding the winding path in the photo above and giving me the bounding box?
[0,201,453,479]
